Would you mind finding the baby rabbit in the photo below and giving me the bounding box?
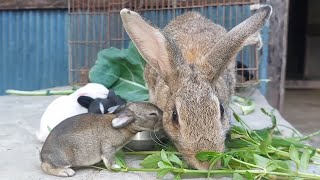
[77,90,127,114]
[36,83,109,142]
[40,102,162,177]
[120,6,272,169]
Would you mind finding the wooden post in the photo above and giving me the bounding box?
[263,0,290,112]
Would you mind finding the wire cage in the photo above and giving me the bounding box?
[68,0,260,87]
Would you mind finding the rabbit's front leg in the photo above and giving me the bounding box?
[101,146,120,170]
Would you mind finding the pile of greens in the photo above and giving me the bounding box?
[89,44,320,179]
[90,109,320,179]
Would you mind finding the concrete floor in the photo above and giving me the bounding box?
[3,90,319,179]
[282,89,320,147]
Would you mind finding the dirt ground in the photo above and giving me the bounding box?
[283,89,320,148]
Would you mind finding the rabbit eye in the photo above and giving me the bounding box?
[220,103,224,118]
[149,112,158,117]
[172,107,179,125]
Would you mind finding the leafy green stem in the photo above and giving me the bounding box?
[90,166,320,179]
[230,157,264,169]
[299,130,320,141]
[124,151,180,155]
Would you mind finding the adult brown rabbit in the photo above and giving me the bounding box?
[120,6,272,169]
[40,102,162,177]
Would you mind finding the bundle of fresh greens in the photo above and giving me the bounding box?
[90,109,320,179]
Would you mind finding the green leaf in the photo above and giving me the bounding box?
[233,173,245,180]
[222,155,232,168]
[174,173,181,180]
[259,130,272,155]
[260,108,269,116]
[260,108,277,129]
[289,145,300,169]
[244,171,254,180]
[253,154,270,168]
[158,161,173,169]
[167,152,183,167]
[265,162,278,172]
[232,96,248,104]
[232,99,256,115]
[196,151,222,161]
[272,137,306,149]
[294,178,304,180]
[273,160,291,172]
[270,113,277,130]
[89,42,149,101]
[115,150,126,168]
[310,149,316,158]
[300,149,310,170]
[207,155,223,178]
[233,112,242,123]
[157,168,172,179]
[140,153,161,168]
[160,149,172,166]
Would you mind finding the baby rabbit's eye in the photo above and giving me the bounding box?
[172,107,179,125]
[149,112,158,117]
[220,103,224,118]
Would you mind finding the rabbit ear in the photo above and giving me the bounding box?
[107,90,116,99]
[108,105,120,114]
[112,115,134,128]
[120,9,173,76]
[199,5,272,81]
[77,96,94,108]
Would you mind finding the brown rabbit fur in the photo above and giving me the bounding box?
[120,6,272,169]
[40,102,162,177]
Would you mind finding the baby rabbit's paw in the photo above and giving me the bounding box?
[111,164,121,170]
[57,168,75,177]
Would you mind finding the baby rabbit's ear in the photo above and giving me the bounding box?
[120,9,173,76]
[112,115,134,128]
[199,5,272,82]
[77,96,94,108]
[108,105,120,114]
[107,90,117,99]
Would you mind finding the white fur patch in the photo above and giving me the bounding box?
[99,102,105,114]
[111,164,121,169]
[112,117,124,128]
[108,105,120,113]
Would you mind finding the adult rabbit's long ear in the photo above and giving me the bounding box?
[120,9,178,77]
[198,5,272,82]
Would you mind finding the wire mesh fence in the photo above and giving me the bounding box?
[68,0,260,87]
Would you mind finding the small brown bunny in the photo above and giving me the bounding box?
[120,6,272,169]
[40,102,162,177]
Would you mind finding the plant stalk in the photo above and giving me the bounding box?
[90,166,320,179]
[124,151,180,155]
[5,89,75,96]
[299,130,320,141]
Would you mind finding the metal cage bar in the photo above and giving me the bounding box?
[68,0,260,87]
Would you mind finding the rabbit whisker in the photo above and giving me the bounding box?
[153,125,166,145]
[149,123,168,148]
[123,145,134,152]
[149,131,168,149]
